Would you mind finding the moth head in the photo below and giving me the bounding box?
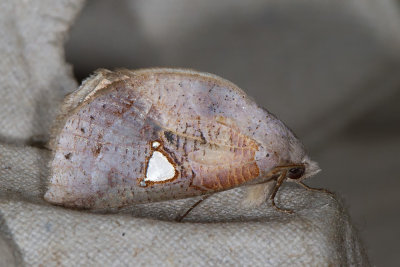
[286,157,320,182]
[287,166,305,180]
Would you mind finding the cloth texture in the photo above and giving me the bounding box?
[0,141,367,266]
[0,0,376,266]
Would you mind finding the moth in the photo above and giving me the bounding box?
[45,68,328,219]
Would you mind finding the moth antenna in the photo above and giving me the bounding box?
[298,182,334,196]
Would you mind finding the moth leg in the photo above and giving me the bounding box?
[298,182,333,196]
[176,194,211,222]
[269,170,293,214]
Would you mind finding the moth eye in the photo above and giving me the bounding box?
[287,167,305,179]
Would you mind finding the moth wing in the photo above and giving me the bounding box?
[45,76,159,208]
[157,116,261,191]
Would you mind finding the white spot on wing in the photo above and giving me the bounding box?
[145,151,175,182]
[152,141,160,148]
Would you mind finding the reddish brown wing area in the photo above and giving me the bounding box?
[189,148,260,191]
[161,115,260,191]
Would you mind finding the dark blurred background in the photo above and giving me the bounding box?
[64,0,400,265]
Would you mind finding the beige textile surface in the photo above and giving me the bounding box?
[0,144,367,266]
[0,0,372,266]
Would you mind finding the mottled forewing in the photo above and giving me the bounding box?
[46,79,160,208]
[46,69,273,210]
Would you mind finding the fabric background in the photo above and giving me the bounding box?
[5,0,400,265]
[0,142,367,266]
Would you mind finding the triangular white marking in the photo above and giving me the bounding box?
[145,151,175,182]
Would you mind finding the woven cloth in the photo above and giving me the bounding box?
[0,0,369,266]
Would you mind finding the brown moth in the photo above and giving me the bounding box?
[45,68,325,215]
